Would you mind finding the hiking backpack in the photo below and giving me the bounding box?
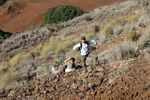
[79,41,89,51]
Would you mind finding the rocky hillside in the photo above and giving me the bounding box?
[0,0,127,33]
[0,0,150,99]
[0,52,150,100]
[0,0,137,59]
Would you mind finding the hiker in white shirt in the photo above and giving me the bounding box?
[73,36,99,67]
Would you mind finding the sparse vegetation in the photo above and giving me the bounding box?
[139,28,150,45]
[0,52,33,75]
[9,52,33,70]
[100,18,124,37]
[44,5,84,25]
[126,14,138,22]
[100,15,139,37]
[101,40,137,63]
[101,22,114,37]
[0,52,33,88]
[139,14,150,27]
[0,1,150,98]
[113,25,123,35]
[30,44,43,57]
[0,64,8,75]
[0,72,19,89]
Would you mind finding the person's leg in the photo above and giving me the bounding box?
[63,65,67,72]
[82,55,87,67]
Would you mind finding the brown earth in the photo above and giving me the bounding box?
[0,24,150,99]
[0,0,127,34]
[0,51,149,100]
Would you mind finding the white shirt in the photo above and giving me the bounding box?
[73,40,96,56]
[65,62,76,72]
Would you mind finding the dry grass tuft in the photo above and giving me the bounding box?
[101,40,137,63]
[0,64,9,75]
[100,17,125,37]
[9,52,33,70]
[139,28,150,44]
[100,15,139,38]
[0,52,33,76]
[41,36,77,55]
[127,30,139,41]
[0,72,19,89]
[30,44,43,55]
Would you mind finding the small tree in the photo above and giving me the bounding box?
[0,29,12,39]
[0,0,7,6]
[44,5,84,25]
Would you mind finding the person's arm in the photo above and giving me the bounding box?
[73,43,81,53]
[64,58,71,64]
[88,40,99,49]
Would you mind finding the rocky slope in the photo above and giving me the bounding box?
[0,0,150,100]
[0,50,150,100]
[0,0,137,59]
[0,1,140,85]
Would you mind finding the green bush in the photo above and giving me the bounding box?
[0,0,7,6]
[44,5,84,25]
[0,29,12,39]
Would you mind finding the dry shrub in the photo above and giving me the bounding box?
[41,37,56,55]
[9,52,33,70]
[100,18,125,37]
[30,44,43,53]
[0,52,33,76]
[127,30,139,41]
[56,36,75,54]
[124,22,139,33]
[100,15,139,37]
[113,25,124,35]
[126,14,138,22]
[0,72,19,89]
[139,28,150,44]
[85,33,95,40]
[101,22,114,37]
[101,40,137,63]
[139,14,150,26]
[85,16,92,21]
[137,28,150,51]
[94,25,100,33]
[0,64,8,75]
